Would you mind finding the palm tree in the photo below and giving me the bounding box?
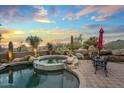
[26,35,42,56]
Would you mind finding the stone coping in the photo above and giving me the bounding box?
[0,65,6,71]
[0,61,31,68]
[34,63,64,71]
[34,62,64,66]
[68,68,85,88]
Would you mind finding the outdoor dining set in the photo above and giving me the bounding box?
[90,52,109,77]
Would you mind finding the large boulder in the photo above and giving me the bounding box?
[88,45,97,53]
[73,56,79,66]
[66,56,79,69]
[108,55,124,62]
[100,49,112,55]
[75,53,84,60]
[74,48,88,55]
[12,55,33,62]
[88,45,98,57]
[28,56,35,63]
[112,49,124,56]
[66,57,74,64]
[12,57,26,62]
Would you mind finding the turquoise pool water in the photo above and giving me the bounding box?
[0,65,79,88]
[39,57,66,64]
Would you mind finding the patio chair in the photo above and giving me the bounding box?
[90,52,98,66]
[94,56,109,77]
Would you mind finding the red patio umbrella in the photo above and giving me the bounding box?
[97,28,104,55]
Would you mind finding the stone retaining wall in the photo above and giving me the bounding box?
[0,51,49,60]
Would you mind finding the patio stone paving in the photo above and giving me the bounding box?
[72,60,124,88]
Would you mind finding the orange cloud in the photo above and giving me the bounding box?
[64,5,124,21]
[31,28,80,46]
[91,6,124,21]
[0,28,24,39]
[76,6,97,18]
[0,28,25,48]
[39,37,70,46]
[52,38,70,43]
[33,17,55,23]
[32,28,79,35]
[97,6,124,15]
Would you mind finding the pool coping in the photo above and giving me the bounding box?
[65,65,86,88]
[0,61,32,68]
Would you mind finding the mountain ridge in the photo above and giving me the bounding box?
[104,39,124,49]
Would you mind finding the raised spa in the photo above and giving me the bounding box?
[33,55,68,71]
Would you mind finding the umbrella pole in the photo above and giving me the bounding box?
[98,49,100,57]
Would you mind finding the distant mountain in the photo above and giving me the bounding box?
[104,40,124,49]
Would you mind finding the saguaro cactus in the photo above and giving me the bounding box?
[71,35,74,51]
[0,34,3,50]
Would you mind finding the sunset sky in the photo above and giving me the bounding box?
[0,5,124,48]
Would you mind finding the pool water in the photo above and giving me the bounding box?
[0,65,79,88]
[40,58,66,64]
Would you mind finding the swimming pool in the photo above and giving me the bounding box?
[0,64,79,88]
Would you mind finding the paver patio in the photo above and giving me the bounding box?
[72,60,124,88]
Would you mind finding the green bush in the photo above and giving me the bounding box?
[54,43,69,55]
[83,37,98,49]
[66,41,83,50]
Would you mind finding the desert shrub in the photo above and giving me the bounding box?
[83,37,98,49]
[66,41,83,50]
[54,43,69,55]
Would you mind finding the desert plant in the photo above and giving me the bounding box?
[54,43,69,55]
[26,35,42,56]
[83,37,98,49]
[75,34,83,43]
[66,41,83,50]
[71,35,74,51]
[17,44,28,52]
[0,34,3,50]
[26,35,42,49]
[47,43,54,55]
